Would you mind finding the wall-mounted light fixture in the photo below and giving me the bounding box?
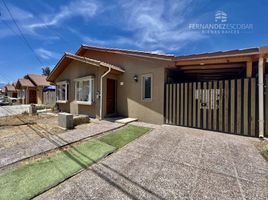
[133,75,138,82]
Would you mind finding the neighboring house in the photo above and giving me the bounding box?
[5,84,17,98]
[24,74,51,105]
[15,74,55,105]
[0,88,4,96]
[15,78,36,104]
[48,45,268,138]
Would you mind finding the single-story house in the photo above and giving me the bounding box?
[24,74,51,105]
[15,78,36,104]
[48,45,268,138]
[1,87,6,96]
[4,84,17,98]
[15,74,55,105]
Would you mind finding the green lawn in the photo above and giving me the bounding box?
[260,149,268,161]
[99,125,150,149]
[0,125,150,200]
[256,140,268,162]
[0,140,115,200]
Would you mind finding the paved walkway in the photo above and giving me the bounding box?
[0,120,124,169]
[0,105,30,117]
[35,124,268,200]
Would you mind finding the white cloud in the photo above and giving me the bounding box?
[116,0,206,51]
[0,0,99,40]
[28,0,98,30]
[35,48,60,60]
[0,4,34,21]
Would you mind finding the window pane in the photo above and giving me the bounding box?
[82,80,89,101]
[57,84,66,101]
[144,76,151,99]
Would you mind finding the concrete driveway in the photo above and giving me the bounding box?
[0,105,30,117]
[35,123,268,200]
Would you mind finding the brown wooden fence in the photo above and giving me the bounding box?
[165,78,259,137]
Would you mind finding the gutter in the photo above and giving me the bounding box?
[258,57,264,138]
[99,67,111,120]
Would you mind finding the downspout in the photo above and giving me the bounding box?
[100,67,111,120]
[258,56,264,138]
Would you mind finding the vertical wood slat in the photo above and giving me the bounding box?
[230,80,235,133]
[266,75,268,137]
[203,82,207,129]
[180,83,184,125]
[169,84,173,124]
[193,82,197,127]
[213,81,217,130]
[188,83,192,127]
[243,79,249,135]
[197,82,201,128]
[250,78,256,136]
[184,83,188,126]
[165,84,169,124]
[224,80,229,132]
[173,84,176,125]
[236,79,242,134]
[176,84,180,125]
[219,81,223,131]
[208,82,212,130]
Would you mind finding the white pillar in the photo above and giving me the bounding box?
[258,56,264,138]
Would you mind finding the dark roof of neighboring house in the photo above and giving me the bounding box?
[175,46,268,61]
[25,74,50,86]
[16,78,35,88]
[5,84,17,92]
[47,52,125,82]
[76,45,175,61]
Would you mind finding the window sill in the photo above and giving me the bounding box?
[75,101,93,105]
[56,100,68,104]
[142,98,152,102]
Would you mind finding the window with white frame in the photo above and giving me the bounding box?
[142,74,152,101]
[75,76,94,104]
[18,89,25,99]
[56,81,68,102]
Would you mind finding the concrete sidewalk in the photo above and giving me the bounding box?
[0,120,124,169]
[35,124,268,200]
[0,105,30,117]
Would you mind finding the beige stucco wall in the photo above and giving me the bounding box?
[83,50,174,124]
[55,60,104,117]
[54,50,174,124]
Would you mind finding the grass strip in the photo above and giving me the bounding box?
[0,140,115,200]
[99,125,150,149]
[0,125,150,200]
[260,150,268,161]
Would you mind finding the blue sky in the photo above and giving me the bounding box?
[0,0,267,84]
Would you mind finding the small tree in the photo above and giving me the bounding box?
[42,67,51,76]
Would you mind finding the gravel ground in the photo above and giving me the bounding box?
[0,114,65,149]
[35,124,268,200]
[0,119,124,169]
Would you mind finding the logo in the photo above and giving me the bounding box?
[215,10,227,23]
[188,10,253,35]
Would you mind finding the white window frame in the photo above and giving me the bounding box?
[141,73,153,102]
[74,76,95,105]
[56,81,68,103]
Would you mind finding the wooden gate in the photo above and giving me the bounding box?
[165,78,258,137]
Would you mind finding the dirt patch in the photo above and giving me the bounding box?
[255,140,268,151]
[0,114,65,148]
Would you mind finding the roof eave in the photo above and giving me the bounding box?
[77,44,175,61]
